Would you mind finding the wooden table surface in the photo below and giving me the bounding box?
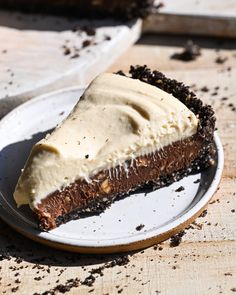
[0,34,236,295]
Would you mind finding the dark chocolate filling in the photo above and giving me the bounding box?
[35,66,215,230]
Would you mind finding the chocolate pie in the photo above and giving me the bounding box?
[14,66,216,230]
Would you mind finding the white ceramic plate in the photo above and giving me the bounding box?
[0,87,224,253]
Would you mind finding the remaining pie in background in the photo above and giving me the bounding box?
[14,66,216,230]
[0,0,155,19]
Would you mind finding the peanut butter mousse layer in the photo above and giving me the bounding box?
[14,66,216,230]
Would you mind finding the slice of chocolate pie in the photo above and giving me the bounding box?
[14,66,215,230]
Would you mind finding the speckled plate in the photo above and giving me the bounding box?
[0,87,224,253]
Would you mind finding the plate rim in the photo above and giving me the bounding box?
[0,85,87,125]
[0,87,224,253]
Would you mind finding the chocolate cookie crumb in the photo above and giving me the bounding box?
[82,40,92,48]
[201,86,209,92]
[170,231,186,247]
[106,255,130,267]
[0,253,11,261]
[171,40,201,62]
[136,224,145,231]
[82,26,96,36]
[34,278,79,294]
[11,286,19,293]
[104,35,111,41]
[80,255,130,289]
[199,209,207,218]
[82,274,95,287]
[63,46,71,56]
[175,186,185,192]
[194,179,200,184]
[215,56,228,64]
[71,53,80,59]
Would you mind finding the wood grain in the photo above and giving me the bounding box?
[0,34,236,295]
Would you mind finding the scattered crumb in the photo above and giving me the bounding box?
[82,26,96,36]
[81,255,130,288]
[175,186,185,192]
[170,231,186,247]
[81,274,95,287]
[171,40,201,62]
[199,209,208,218]
[194,179,200,184]
[104,35,111,41]
[71,53,80,59]
[215,56,228,64]
[136,224,145,231]
[82,40,92,48]
[200,86,209,92]
[192,221,203,230]
[63,46,71,56]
